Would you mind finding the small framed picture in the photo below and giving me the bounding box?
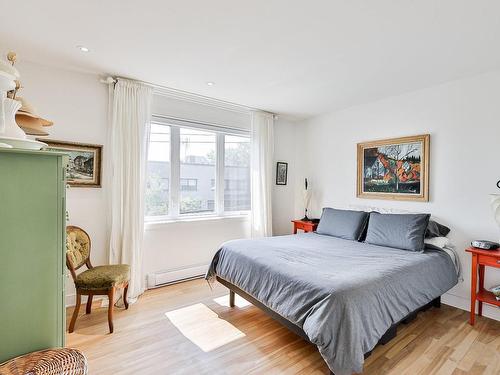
[276,162,288,185]
[39,139,103,188]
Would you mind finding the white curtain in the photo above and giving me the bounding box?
[108,78,153,301]
[250,111,274,237]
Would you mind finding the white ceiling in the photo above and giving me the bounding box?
[1,0,500,118]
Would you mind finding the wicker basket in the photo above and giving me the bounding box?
[0,348,87,375]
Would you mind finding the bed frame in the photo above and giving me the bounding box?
[216,276,441,374]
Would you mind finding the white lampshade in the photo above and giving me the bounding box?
[490,194,500,227]
[303,189,312,209]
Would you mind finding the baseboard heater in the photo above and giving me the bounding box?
[147,264,208,288]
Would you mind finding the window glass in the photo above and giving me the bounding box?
[180,178,198,191]
[179,128,216,214]
[145,122,250,219]
[146,124,170,216]
[224,135,250,211]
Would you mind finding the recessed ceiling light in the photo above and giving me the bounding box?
[77,45,90,53]
[206,81,215,86]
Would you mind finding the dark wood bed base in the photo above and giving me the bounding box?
[216,276,441,374]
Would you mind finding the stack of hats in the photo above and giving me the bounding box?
[15,97,53,136]
[4,51,54,137]
[0,52,50,150]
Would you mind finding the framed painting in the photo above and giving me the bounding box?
[40,139,102,187]
[357,134,429,201]
[276,162,288,185]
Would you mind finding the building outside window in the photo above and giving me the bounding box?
[145,124,170,216]
[224,135,250,212]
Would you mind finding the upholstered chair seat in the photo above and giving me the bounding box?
[76,265,130,290]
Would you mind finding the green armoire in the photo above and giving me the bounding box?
[0,149,67,363]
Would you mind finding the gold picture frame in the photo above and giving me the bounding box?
[39,139,103,188]
[357,134,429,201]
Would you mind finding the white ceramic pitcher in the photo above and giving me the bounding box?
[0,72,16,135]
[2,97,26,139]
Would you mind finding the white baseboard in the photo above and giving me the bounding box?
[147,264,208,288]
[442,292,500,321]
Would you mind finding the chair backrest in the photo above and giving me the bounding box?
[66,226,92,280]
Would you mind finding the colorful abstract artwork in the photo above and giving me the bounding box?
[357,135,429,201]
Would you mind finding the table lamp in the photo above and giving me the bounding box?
[302,178,312,221]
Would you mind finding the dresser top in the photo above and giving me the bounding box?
[0,148,68,157]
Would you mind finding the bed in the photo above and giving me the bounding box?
[206,231,458,375]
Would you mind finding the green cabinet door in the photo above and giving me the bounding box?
[0,149,66,363]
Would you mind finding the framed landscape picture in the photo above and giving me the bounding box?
[276,162,288,185]
[41,139,102,187]
[357,134,429,201]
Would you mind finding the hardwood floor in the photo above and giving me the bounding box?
[66,279,500,375]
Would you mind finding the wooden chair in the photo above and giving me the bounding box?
[66,225,130,333]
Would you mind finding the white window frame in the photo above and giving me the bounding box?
[145,115,250,222]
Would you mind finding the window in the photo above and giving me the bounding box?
[207,199,215,211]
[145,124,170,216]
[180,128,215,214]
[224,135,250,211]
[180,178,198,191]
[145,119,250,220]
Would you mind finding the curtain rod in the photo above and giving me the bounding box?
[101,75,277,118]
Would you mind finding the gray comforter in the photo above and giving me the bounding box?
[206,233,458,375]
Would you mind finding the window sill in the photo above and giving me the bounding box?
[145,213,249,229]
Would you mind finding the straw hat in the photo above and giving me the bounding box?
[15,97,53,136]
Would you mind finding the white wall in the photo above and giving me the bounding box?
[272,117,303,235]
[299,70,500,320]
[17,61,109,305]
[143,217,249,278]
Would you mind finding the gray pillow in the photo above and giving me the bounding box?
[365,212,430,252]
[425,220,451,238]
[316,208,369,240]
